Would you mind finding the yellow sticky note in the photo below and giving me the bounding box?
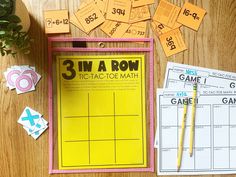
[75,1,105,32]
[100,20,131,38]
[70,13,90,34]
[153,0,181,28]
[123,21,147,38]
[44,10,70,34]
[151,20,182,36]
[177,2,206,31]
[131,0,154,7]
[159,28,187,57]
[129,5,150,23]
[57,55,147,169]
[106,0,132,23]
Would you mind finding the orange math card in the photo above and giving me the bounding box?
[44,10,70,34]
[75,1,105,32]
[70,13,90,34]
[100,20,131,38]
[129,5,150,23]
[94,0,107,14]
[177,2,206,31]
[151,20,181,36]
[131,0,154,7]
[159,28,187,57]
[123,21,147,38]
[153,0,181,28]
[106,0,132,23]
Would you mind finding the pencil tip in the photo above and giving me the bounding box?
[190,153,193,157]
[177,167,180,172]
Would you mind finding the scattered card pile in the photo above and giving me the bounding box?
[18,107,48,140]
[44,0,152,38]
[4,65,41,94]
[43,0,206,57]
[152,0,206,57]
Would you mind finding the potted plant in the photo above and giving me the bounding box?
[0,0,31,56]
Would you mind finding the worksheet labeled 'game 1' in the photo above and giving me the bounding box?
[164,62,236,89]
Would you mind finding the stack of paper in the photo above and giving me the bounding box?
[156,62,236,175]
[3,65,41,94]
[18,107,48,140]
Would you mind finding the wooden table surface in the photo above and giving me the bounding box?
[0,0,235,177]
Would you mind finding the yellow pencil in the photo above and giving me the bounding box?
[177,98,188,171]
[189,83,197,157]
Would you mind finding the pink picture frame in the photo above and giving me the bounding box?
[48,37,154,174]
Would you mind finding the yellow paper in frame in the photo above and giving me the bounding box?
[57,55,147,169]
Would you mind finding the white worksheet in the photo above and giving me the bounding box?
[155,63,236,147]
[164,62,236,89]
[157,89,236,175]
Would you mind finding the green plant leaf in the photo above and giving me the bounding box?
[7,23,17,30]
[0,31,6,35]
[0,6,32,57]
[7,15,21,23]
[4,38,13,46]
[0,3,10,9]
[14,25,22,32]
[0,20,9,24]
[0,7,7,17]
[1,0,14,15]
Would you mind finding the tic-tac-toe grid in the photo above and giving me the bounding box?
[60,91,146,168]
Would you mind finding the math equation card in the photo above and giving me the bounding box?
[56,55,147,170]
[44,10,70,34]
